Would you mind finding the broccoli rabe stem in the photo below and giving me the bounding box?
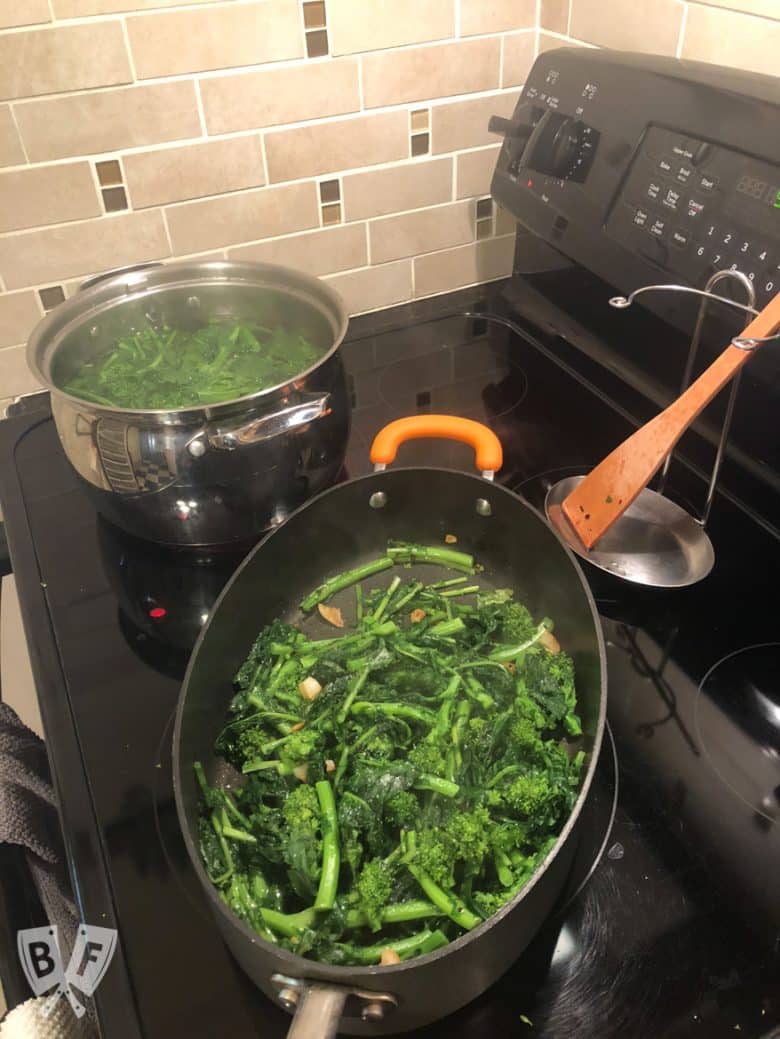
[429,575,469,589]
[413,774,460,798]
[300,556,394,611]
[440,585,480,599]
[345,900,440,929]
[370,575,401,623]
[260,906,316,937]
[489,619,554,662]
[314,781,340,911]
[349,702,437,726]
[387,543,475,573]
[403,833,480,931]
[336,665,371,725]
[427,617,466,637]
[334,928,449,964]
[387,581,423,617]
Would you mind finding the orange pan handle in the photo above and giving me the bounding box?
[370,415,503,476]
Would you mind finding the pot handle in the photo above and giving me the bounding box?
[208,393,331,450]
[286,985,347,1039]
[370,415,503,479]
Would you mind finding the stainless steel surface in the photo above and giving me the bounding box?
[27,260,351,545]
[270,973,397,1037]
[286,985,347,1039]
[545,476,715,588]
[78,261,164,293]
[608,284,760,316]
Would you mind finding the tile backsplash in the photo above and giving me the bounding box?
[0,0,777,397]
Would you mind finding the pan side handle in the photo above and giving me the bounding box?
[286,984,347,1039]
[370,415,503,478]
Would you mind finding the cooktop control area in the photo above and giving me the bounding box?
[491,48,780,308]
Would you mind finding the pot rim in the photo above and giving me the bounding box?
[26,259,349,421]
[172,466,608,982]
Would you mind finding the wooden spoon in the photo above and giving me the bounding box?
[562,292,780,550]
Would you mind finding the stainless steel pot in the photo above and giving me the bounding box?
[26,260,350,546]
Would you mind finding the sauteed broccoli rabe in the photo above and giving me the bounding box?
[195,541,585,965]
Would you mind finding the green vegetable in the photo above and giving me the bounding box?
[195,542,585,965]
[58,319,321,410]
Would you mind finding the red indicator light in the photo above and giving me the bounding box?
[527,179,533,188]
[149,606,166,619]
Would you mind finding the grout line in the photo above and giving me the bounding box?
[676,2,689,59]
[454,0,461,38]
[498,35,505,89]
[193,79,208,137]
[451,156,457,201]
[7,106,30,164]
[160,208,174,254]
[364,221,371,265]
[86,158,106,212]
[119,16,137,82]
[535,0,542,34]
[46,0,55,21]
[567,0,573,38]
[357,56,365,111]
[258,133,270,185]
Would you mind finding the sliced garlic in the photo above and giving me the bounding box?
[410,608,426,623]
[293,764,309,782]
[380,948,401,966]
[325,758,336,773]
[298,676,322,701]
[539,629,561,654]
[318,603,344,628]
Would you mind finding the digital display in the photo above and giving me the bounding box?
[736,174,780,208]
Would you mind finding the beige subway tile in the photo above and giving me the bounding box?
[456,146,500,199]
[362,38,500,109]
[502,32,536,87]
[0,162,101,233]
[0,344,41,396]
[124,137,264,209]
[0,22,131,102]
[681,6,780,78]
[201,60,359,135]
[60,250,227,297]
[0,105,24,167]
[327,0,454,56]
[689,0,779,14]
[0,291,42,349]
[460,0,536,35]
[540,0,569,33]
[569,0,682,54]
[127,1,303,79]
[342,157,453,221]
[537,32,587,55]
[265,111,408,184]
[229,224,367,276]
[165,181,319,254]
[55,0,216,13]
[414,235,513,296]
[0,211,170,291]
[0,0,50,28]
[14,82,201,163]
[369,202,473,265]
[432,91,519,154]
[325,261,412,316]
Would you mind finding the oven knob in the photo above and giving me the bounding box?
[488,104,536,150]
[527,113,585,179]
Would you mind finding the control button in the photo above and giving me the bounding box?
[633,207,650,228]
[671,140,696,161]
[703,221,719,240]
[646,180,662,201]
[662,186,681,211]
[720,229,737,249]
[698,172,718,193]
[670,228,690,249]
[686,198,706,219]
[649,217,666,238]
[658,156,674,174]
[761,275,776,297]
[755,245,771,264]
[707,249,727,269]
[693,142,712,166]
[676,164,693,185]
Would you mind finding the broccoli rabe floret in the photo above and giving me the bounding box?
[385,790,420,828]
[355,858,394,932]
[408,741,447,778]
[283,783,320,832]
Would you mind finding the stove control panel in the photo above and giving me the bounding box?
[491,49,780,308]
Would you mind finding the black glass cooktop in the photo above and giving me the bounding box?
[1,283,778,1039]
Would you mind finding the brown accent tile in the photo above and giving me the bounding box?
[0,0,50,29]
[494,203,516,236]
[0,162,101,233]
[411,110,429,133]
[327,0,454,56]
[101,186,128,212]
[306,29,329,58]
[540,0,569,33]
[229,224,367,276]
[431,91,519,154]
[460,0,536,35]
[569,0,682,55]
[14,82,201,163]
[127,2,304,79]
[411,133,430,158]
[54,0,220,12]
[0,210,170,291]
[0,344,42,395]
[476,197,493,219]
[0,22,131,102]
[413,235,514,297]
[325,261,413,316]
[502,32,536,87]
[681,5,780,77]
[303,1,327,29]
[319,180,340,204]
[265,111,408,184]
[0,105,25,167]
[369,201,474,265]
[342,157,453,221]
[38,285,65,311]
[165,181,319,254]
[123,137,264,210]
[475,219,492,240]
[362,38,500,109]
[0,290,42,349]
[96,160,122,187]
[201,60,359,136]
[321,202,341,225]
[456,145,500,198]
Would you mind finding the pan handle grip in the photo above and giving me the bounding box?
[286,984,347,1039]
[370,415,503,477]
